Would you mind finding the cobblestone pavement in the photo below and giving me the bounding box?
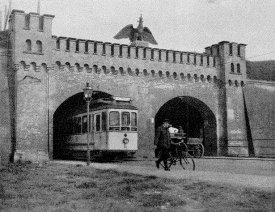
[53,158,275,191]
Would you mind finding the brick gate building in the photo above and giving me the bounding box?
[0,10,274,163]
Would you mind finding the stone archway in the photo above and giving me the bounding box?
[155,96,217,156]
[52,91,112,159]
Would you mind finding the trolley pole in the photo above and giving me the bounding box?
[83,83,93,166]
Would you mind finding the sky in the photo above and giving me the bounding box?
[1,0,275,61]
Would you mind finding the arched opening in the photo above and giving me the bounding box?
[180,73,184,80]
[143,69,148,76]
[84,64,90,72]
[20,61,26,70]
[173,72,177,80]
[26,39,31,51]
[36,40,42,53]
[111,66,117,75]
[55,61,61,71]
[135,68,139,76]
[200,74,205,82]
[41,63,47,72]
[151,70,155,77]
[231,63,234,72]
[53,91,113,159]
[119,67,124,75]
[74,63,80,72]
[155,96,217,156]
[65,62,71,71]
[207,75,211,83]
[158,70,163,78]
[102,66,108,74]
[237,63,241,73]
[127,68,133,76]
[194,74,198,82]
[93,65,98,74]
[30,62,37,71]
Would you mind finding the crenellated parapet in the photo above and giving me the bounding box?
[9,9,247,89]
[10,9,54,34]
[51,35,218,69]
[205,41,246,59]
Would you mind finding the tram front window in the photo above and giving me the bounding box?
[109,111,120,131]
[96,114,101,132]
[131,112,137,131]
[121,111,130,131]
[102,112,107,131]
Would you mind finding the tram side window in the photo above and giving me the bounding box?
[109,111,120,131]
[131,112,137,131]
[73,117,82,134]
[91,114,94,131]
[95,114,101,132]
[102,112,107,131]
[65,118,73,134]
[82,115,87,133]
[121,111,130,131]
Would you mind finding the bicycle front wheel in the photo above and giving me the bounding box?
[179,153,195,170]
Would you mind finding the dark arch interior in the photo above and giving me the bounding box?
[53,91,112,159]
[155,96,217,156]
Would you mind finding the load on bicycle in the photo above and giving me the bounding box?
[169,127,204,158]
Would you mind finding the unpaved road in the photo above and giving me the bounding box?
[53,158,275,191]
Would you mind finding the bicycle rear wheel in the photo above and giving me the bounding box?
[179,153,195,170]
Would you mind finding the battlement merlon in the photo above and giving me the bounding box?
[51,35,219,67]
[10,9,55,35]
[205,41,246,59]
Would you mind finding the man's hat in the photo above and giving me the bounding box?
[163,118,170,123]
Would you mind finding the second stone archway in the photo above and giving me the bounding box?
[155,96,217,156]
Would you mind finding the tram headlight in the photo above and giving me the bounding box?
[123,138,129,144]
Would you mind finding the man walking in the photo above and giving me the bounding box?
[154,119,171,171]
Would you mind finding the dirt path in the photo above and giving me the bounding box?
[53,160,275,191]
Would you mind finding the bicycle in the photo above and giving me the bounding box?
[158,140,195,171]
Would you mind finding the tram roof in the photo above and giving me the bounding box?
[90,102,138,111]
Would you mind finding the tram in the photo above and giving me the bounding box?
[54,96,138,159]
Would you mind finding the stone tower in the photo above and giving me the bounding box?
[205,42,248,156]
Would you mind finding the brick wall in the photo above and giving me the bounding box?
[2,9,274,163]
[244,80,275,157]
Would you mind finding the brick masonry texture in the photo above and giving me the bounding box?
[0,10,274,163]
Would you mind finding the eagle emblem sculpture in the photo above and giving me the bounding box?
[113,15,158,45]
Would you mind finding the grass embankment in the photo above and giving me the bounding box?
[0,162,273,211]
